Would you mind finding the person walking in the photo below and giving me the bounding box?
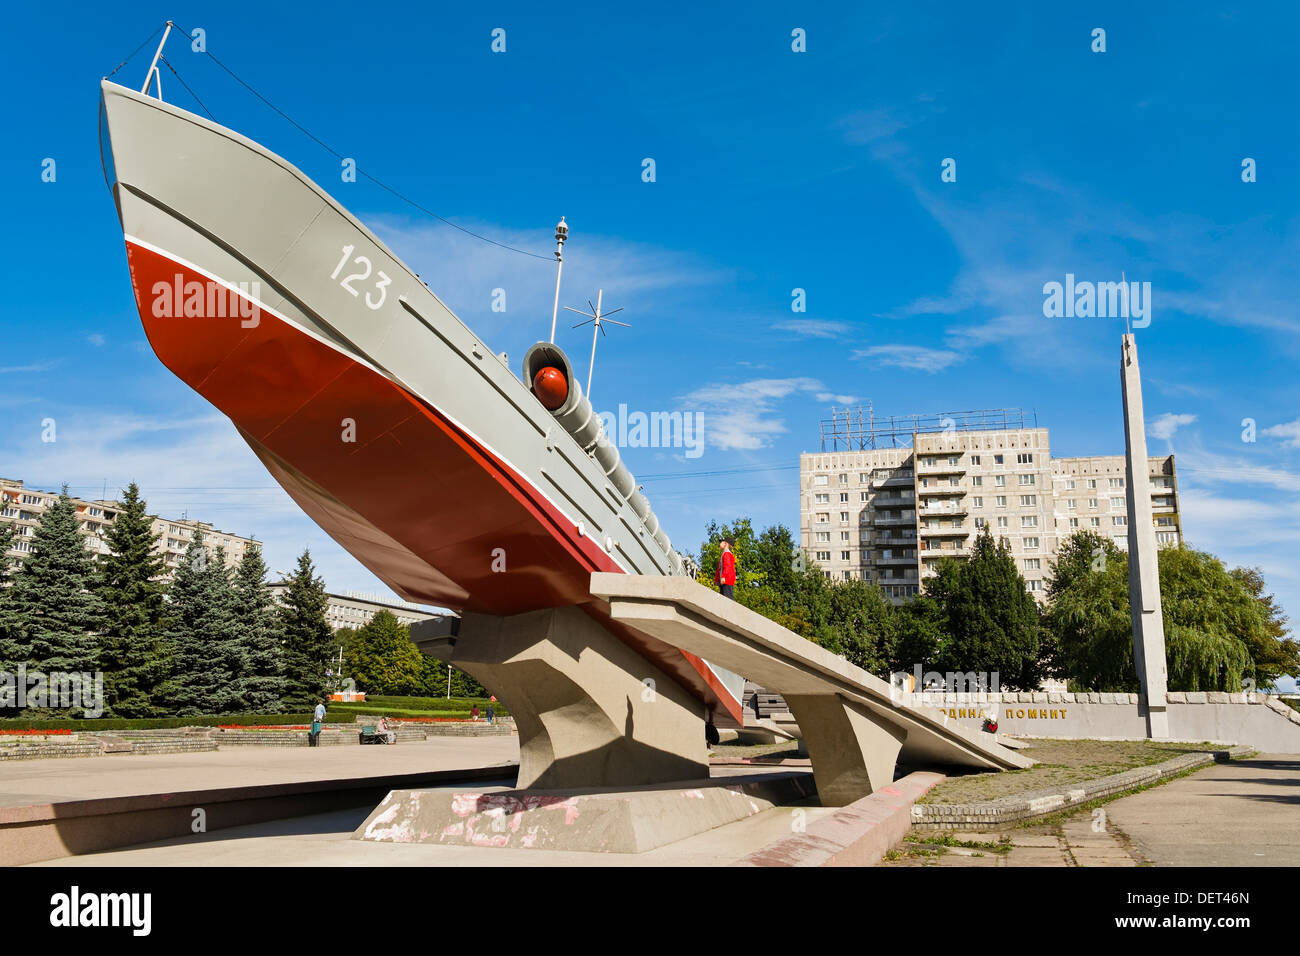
[487,696,496,725]
[310,699,327,748]
[716,538,736,600]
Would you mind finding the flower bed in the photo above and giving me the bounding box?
[0,728,73,736]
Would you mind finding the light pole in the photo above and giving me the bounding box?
[548,217,568,344]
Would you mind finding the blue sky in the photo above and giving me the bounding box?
[2,3,1298,653]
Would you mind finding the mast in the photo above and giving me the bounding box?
[565,289,629,402]
[548,217,568,343]
[142,21,175,98]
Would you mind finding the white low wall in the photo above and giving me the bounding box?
[912,691,1300,754]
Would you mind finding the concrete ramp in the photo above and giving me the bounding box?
[591,573,1033,804]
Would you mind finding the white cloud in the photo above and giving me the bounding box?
[773,319,850,339]
[86,334,106,347]
[1263,418,1300,449]
[679,377,840,452]
[1149,412,1197,441]
[853,344,964,373]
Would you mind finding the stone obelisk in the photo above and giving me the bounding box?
[1120,333,1169,738]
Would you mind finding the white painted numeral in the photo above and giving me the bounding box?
[331,246,390,310]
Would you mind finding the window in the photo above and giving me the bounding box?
[948,456,960,466]
[840,493,849,503]
[1067,499,1077,510]
[997,517,1008,528]
[816,513,829,523]
[813,475,828,486]
[995,495,1007,507]
[841,551,851,561]
[841,532,850,541]
[816,551,831,561]
[1027,579,1042,592]
[1069,517,1079,528]
[973,496,983,508]
[1110,497,1124,509]
[1088,498,1098,509]
[994,454,1004,465]
[1020,494,1036,506]
[1017,453,1033,464]
[1156,531,1178,544]
[815,493,829,503]
[1090,517,1101,528]
[859,473,870,483]
[1018,474,1035,486]
[1066,479,1076,490]
[839,512,849,522]
[975,517,987,528]
[860,492,869,502]
[1113,515,1127,526]
[842,571,852,581]
[1023,537,1040,550]
[838,474,848,485]
[815,532,830,542]
[923,457,935,467]
[1086,478,1098,489]
[1021,515,1038,528]
[1110,477,1124,488]
[995,475,1006,487]
[1023,558,1041,570]
[970,455,981,465]
[971,476,983,487]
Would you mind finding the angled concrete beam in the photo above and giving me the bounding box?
[591,573,1032,805]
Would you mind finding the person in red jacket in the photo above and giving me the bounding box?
[716,538,736,599]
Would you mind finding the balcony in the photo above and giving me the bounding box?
[921,547,970,560]
[873,495,915,508]
[916,462,966,477]
[921,527,970,539]
[916,484,966,497]
[876,552,918,565]
[919,504,969,518]
[871,514,916,526]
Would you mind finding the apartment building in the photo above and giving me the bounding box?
[799,410,1182,604]
[268,584,445,632]
[0,477,259,577]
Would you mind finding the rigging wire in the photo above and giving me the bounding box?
[103,23,165,80]
[158,55,215,121]
[162,22,552,263]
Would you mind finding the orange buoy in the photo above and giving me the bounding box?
[533,366,568,410]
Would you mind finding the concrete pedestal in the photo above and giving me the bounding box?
[449,607,708,790]
[784,694,908,805]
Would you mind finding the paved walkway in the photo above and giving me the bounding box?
[0,737,519,808]
[883,753,1300,867]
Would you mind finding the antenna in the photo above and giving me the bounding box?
[142,21,175,97]
[565,289,629,401]
[548,217,568,343]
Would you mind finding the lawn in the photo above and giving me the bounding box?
[916,738,1219,804]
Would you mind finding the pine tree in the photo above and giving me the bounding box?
[7,491,103,686]
[0,519,21,703]
[230,546,288,712]
[162,531,240,715]
[279,549,333,710]
[97,483,171,717]
[347,610,423,695]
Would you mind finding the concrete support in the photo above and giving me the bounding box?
[1121,333,1170,738]
[446,606,708,790]
[784,694,908,805]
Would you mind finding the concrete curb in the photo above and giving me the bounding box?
[1,763,518,865]
[733,771,945,867]
[911,744,1255,830]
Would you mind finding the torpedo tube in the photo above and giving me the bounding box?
[522,341,675,561]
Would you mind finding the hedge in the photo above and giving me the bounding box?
[0,712,317,731]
